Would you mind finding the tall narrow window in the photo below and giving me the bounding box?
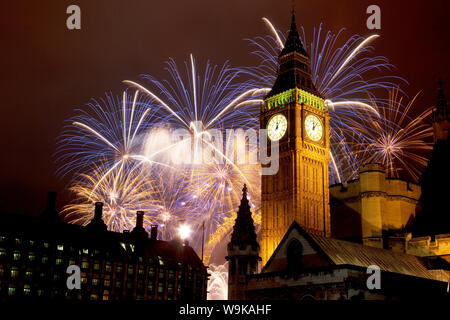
[286,239,303,272]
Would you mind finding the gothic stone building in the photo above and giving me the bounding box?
[226,11,450,300]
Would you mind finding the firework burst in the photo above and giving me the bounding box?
[121,54,266,263]
[59,55,265,265]
[351,87,433,182]
[243,18,405,183]
[61,162,158,232]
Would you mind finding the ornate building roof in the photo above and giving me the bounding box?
[228,184,259,250]
[262,221,449,282]
[265,11,320,99]
[279,11,308,57]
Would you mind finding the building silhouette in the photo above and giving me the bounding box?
[227,11,450,300]
[0,193,207,300]
[226,185,260,300]
[413,79,450,237]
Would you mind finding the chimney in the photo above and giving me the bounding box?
[131,211,148,239]
[136,211,144,229]
[41,191,60,222]
[87,202,107,232]
[150,225,158,240]
[94,202,103,220]
[46,192,57,210]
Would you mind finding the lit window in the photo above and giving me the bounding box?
[115,281,121,288]
[148,267,155,278]
[0,248,6,257]
[105,264,112,272]
[159,270,165,279]
[94,263,100,270]
[11,268,19,278]
[15,238,22,245]
[25,270,32,278]
[90,294,98,301]
[28,253,35,261]
[81,261,89,269]
[92,279,99,286]
[37,289,43,296]
[104,279,110,287]
[168,283,174,294]
[81,277,87,284]
[29,240,35,246]
[8,286,16,296]
[168,270,174,280]
[0,236,5,242]
[13,251,21,261]
[157,283,164,294]
[127,266,134,275]
[116,265,123,273]
[82,248,89,255]
[138,268,144,276]
[41,256,48,264]
[43,242,49,248]
[102,290,109,301]
[23,285,31,295]
[69,258,76,265]
[57,245,64,251]
[56,258,63,265]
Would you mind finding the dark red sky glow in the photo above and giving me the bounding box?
[0,0,449,215]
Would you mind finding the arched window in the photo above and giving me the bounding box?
[286,239,303,272]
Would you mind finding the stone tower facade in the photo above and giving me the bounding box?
[226,185,260,300]
[260,11,331,266]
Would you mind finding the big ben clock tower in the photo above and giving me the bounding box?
[260,11,331,265]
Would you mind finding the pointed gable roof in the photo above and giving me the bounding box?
[279,11,308,57]
[262,221,448,282]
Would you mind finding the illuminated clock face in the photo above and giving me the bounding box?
[267,114,288,141]
[304,114,323,142]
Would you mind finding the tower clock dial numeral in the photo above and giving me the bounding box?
[304,114,323,142]
[267,114,288,141]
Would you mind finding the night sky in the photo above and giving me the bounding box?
[1,0,449,216]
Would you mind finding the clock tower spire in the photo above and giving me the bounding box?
[260,10,331,266]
